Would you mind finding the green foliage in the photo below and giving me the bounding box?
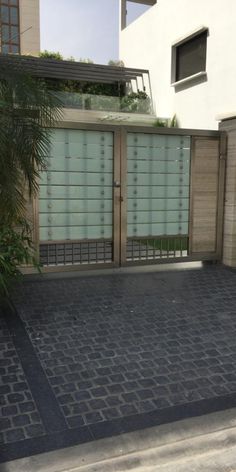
[38,52,149,110]
[42,76,124,97]
[40,51,122,67]
[108,60,125,67]
[0,61,62,223]
[153,114,179,128]
[39,50,64,60]
[120,90,150,113]
[153,118,167,127]
[38,51,125,97]
[79,58,94,64]
[0,219,40,299]
[40,51,77,62]
[169,114,178,128]
[0,61,62,298]
[148,237,188,251]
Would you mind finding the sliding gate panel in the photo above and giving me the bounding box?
[126,132,191,262]
[39,129,115,267]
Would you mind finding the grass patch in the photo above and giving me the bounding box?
[147,238,188,252]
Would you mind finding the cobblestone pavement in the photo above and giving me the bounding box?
[0,317,45,445]
[2,265,236,462]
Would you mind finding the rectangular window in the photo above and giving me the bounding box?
[174,30,207,83]
[0,0,20,54]
[10,6,18,24]
[1,5,9,22]
[2,24,10,41]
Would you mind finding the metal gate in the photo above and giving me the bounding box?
[37,124,225,271]
[124,132,190,263]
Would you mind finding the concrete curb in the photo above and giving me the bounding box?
[2,407,236,472]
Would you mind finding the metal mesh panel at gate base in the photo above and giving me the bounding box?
[39,240,113,267]
[126,236,189,262]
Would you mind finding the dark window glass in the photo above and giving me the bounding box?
[11,44,19,53]
[2,44,10,53]
[10,5,18,23]
[176,31,207,82]
[11,25,19,41]
[0,0,20,53]
[2,24,10,41]
[1,0,19,5]
[1,5,9,22]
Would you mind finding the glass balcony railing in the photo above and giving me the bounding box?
[54,91,152,115]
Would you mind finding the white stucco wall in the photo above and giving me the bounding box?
[120,0,236,130]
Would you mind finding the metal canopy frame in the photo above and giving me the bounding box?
[0,54,150,85]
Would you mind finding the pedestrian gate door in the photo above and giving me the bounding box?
[38,125,224,270]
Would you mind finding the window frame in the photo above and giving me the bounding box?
[171,27,208,87]
[0,0,20,54]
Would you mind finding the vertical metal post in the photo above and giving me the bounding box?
[120,127,128,265]
[216,132,227,260]
[188,136,195,256]
[113,129,122,266]
[33,193,40,263]
[147,72,154,114]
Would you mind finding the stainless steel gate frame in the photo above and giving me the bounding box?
[34,123,225,273]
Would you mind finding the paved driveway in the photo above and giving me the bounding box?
[1,265,236,463]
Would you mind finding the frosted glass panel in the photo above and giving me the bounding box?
[127,133,191,237]
[39,129,113,241]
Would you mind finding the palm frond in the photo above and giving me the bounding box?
[0,61,63,222]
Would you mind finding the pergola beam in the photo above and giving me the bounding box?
[0,54,150,86]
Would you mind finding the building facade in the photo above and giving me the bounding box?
[119,0,236,130]
[0,0,40,56]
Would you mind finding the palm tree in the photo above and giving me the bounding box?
[0,60,62,224]
[0,59,62,297]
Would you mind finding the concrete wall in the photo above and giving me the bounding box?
[120,0,236,130]
[19,0,40,56]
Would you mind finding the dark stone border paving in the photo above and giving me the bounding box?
[3,303,67,435]
[2,391,236,463]
[1,265,236,463]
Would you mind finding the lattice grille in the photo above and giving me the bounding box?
[126,236,189,262]
[40,240,113,267]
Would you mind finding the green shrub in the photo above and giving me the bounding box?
[0,220,39,299]
[153,114,179,128]
[120,90,150,113]
[0,61,61,300]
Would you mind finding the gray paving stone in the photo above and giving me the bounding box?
[0,314,45,445]
[84,411,103,424]
[2,265,236,448]
[5,428,25,442]
[0,418,11,431]
[102,407,120,420]
[120,403,139,416]
[67,415,85,428]
[25,424,45,438]
[12,414,30,427]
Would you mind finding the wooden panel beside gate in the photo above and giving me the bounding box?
[189,136,225,260]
